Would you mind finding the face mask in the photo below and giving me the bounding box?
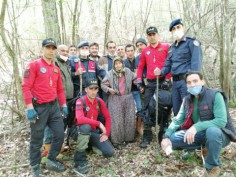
[80,50,89,57]
[173,30,184,40]
[69,54,77,59]
[59,55,68,62]
[187,86,202,96]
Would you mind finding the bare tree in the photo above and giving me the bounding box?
[41,0,60,42]
[103,0,113,54]
[0,0,24,118]
[58,0,66,44]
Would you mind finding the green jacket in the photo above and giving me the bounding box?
[54,57,74,99]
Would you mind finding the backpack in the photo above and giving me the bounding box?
[67,96,101,141]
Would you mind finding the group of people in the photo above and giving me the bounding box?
[22,18,236,177]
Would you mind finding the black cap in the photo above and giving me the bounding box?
[136,38,148,46]
[42,38,57,48]
[86,79,99,88]
[146,26,158,35]
[77,41,89,48]
[169,18,183,31]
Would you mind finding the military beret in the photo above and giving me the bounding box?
[169,18,183,31]
[77,41,89,48]
[42,38,57,48]
[136,38,148,46]
[146,26,158,35]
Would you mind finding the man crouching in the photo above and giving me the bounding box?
[161,71,236,177]
[73,79,114,174]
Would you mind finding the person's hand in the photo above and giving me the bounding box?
[154,67,161,76]
[100,134,108,142]
[161,138,172,152]
[27,109,38,123]
[99,122,106,135]
[62,107,68,118]
[108,88,116,95]
[184,126,197,144]
[75,68,83,75]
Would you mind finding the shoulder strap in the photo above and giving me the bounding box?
[81,96,87,116]
[96,97,101,112]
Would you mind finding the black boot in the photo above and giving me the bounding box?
[139,129,153,148]
[74,151,89,174]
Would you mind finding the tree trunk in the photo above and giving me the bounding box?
[41,0,60,43]
[103,0,113,55]
[59,0,66,44]
[0,0,24,117]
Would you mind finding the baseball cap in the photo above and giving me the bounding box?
[146,26,158,35]
[42,38,57,48]
[169,18,183,31]
[86,79,99,88]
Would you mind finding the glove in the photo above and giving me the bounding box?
[27,109,38,121]
[161,79,172,90]
[62,107,68,118]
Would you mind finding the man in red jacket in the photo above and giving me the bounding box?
[73,79,114,174]
[136,26,172,148]
[22,38,68,176]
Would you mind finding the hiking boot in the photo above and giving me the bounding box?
[32,164,40,177]
[74,163,89,174]
[46,159,65,172]
[139,129,153,148]
[206,166,221,177]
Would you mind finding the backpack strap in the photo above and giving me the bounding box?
[81,96,101,117]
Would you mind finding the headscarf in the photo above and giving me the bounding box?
[112,56,124,78]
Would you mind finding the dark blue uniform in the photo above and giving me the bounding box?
[69,58,106,97]
[161,36,202,115]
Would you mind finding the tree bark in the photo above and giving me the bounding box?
[41,0,60,43]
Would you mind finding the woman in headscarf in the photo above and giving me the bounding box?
[101,56,136,149]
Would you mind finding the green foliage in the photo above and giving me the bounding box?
[228,101,236,108]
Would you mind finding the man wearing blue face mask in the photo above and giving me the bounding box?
[161,71,236,177]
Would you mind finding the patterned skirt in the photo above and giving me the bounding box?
[108,93,136,144]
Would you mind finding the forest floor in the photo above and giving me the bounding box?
[0,109,236,177]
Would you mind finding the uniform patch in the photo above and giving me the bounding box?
[158,48,163,52]
[53,69,58,73]
[193,40,200,46]
[86,106,90,111]
[24,70,30,78]
[96,105,99,110]
[146,51,150,55]
[168,50,172,53]
[40,67,47,74]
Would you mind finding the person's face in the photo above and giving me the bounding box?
[85,87,99,99]
[147,33,159,45]
[89,45,99,57]
[171,24,184,33]
[107,43,116,55]
[125,46,135,59]
[136,42,147,53]
[58,46,69,57]
[117,46,125,57]
[78,46,89,56]
[186,74,204,88]
[42,45,57,60]
[69,47,77,55]
[114,60,123,71]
